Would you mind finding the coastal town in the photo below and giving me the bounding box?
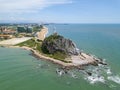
[0,24,47,45]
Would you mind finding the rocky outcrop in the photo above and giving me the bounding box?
[41,33,79,55]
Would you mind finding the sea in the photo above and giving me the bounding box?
[0,24,120,90]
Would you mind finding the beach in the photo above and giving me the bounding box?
[0,37,32,46]
[36,26,48,41]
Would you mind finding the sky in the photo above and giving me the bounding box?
[0,0,120,23]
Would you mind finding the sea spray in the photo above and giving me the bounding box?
[108,75,120,84]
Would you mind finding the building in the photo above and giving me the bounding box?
[26,27,33,33]
[17,26,33,33]
[17,26,26,33]
[0,35,13,39]
[2,29,17,34]
[0,26,17,35]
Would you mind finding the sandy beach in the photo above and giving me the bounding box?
[36,26,48,41]
[0,37,32,46]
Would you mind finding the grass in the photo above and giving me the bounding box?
[44,34,62,42]
[16,38,42,50]
[16,38,37,47]
[50,51,66,60]
[47,53,71,63]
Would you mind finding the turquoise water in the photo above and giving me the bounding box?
[0,24,120,90]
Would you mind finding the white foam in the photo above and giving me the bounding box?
[85,74,105,84]
[38,64,41,66]
[71,72,78,79]
[103,58,106,62]
[109,84,116,88]
[108,75,120,84]
[106,68,112,75]
[56,68,65,76]
[98,64,103,67]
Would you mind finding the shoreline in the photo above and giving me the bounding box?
[8,46,75,67]
[0,26,106,69]
[36,26,48,41]
[6,45,105,69]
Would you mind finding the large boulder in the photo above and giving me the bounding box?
[41,33,79,55]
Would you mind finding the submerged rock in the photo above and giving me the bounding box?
[56,68,66,76]
[86,71,92,76]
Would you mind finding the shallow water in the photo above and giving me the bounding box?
[0,24,120,90]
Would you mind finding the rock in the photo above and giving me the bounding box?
[41,33,79,55]
[99,61,107,65]
[91,61,98,66]
[95,58,107,65]
[56,68,65,76]
[86,71,92,76]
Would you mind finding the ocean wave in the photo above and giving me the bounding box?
[56,68,66,76]
[84,64,111,84]
[108,75,120,84]
[84,74,105,84]
[109,84,117,88]
[106,68,112,75]
[55,57,120,87]
[69,72,78,79]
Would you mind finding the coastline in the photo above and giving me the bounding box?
[0,26,106,69]
[7,45,104,69]
[8,46,74,67]
[36,26,48,41]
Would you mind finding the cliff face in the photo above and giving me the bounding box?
[41,33,79,56]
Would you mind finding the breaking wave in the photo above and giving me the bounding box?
[55,56,120,88]
[108,75,120,84]
[84,74,105,84]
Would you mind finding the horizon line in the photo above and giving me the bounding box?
[0,22,120,24]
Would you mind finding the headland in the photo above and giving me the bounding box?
[0,25,106,69]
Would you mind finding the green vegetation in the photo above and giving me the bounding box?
[40,25,44,29]
[33,25,44,32]
[50,51,67,61]
[16,37,70,63]
[44,34,62,41]
[46,52,70,63]
[33,26,40,32]
[16,38,42,50]
[8,26,17,31]
[41,34,71,62]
